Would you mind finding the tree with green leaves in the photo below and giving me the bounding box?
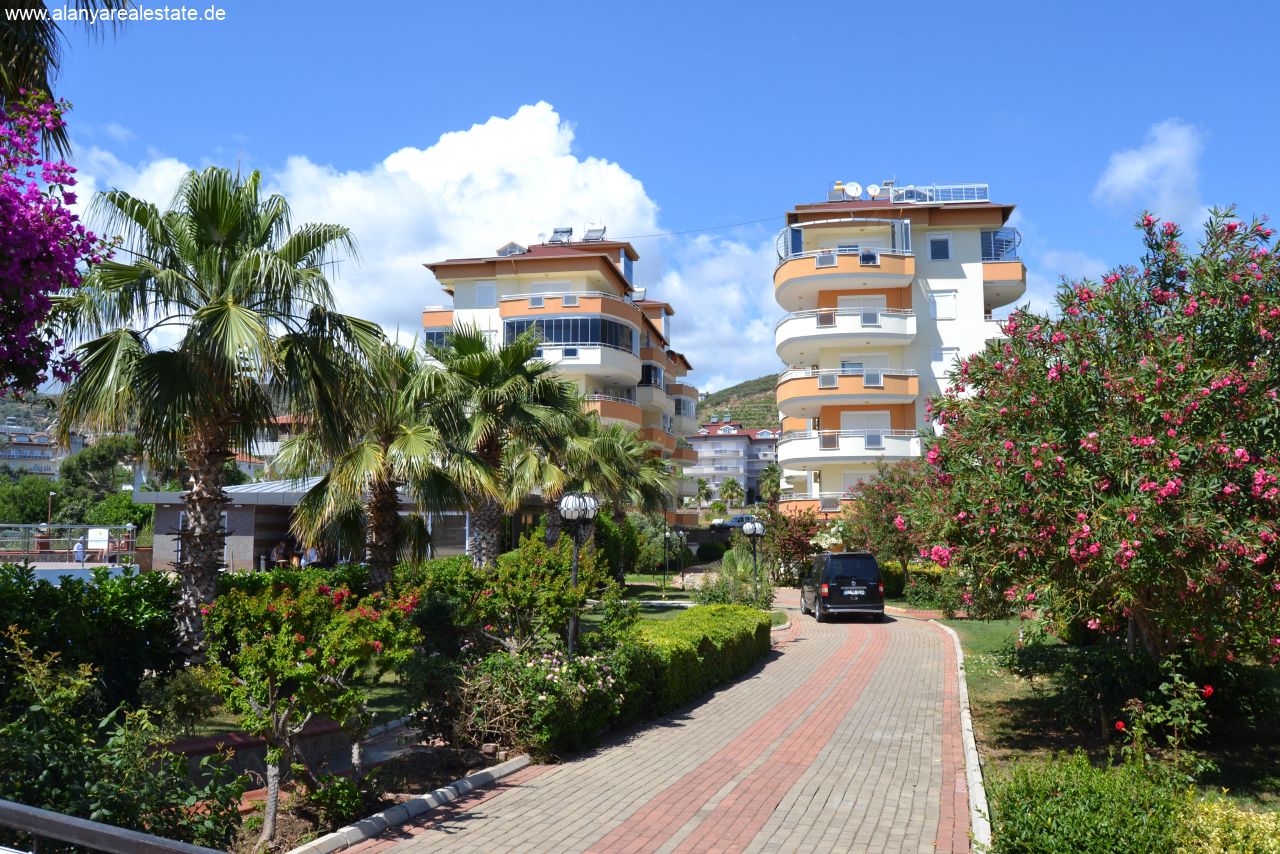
[757,462,783,506]
[695,477,712,508]
[838,458,932,579]
[273,342,459,589]
[719,477,744,510]
[418,325,581,569]
[56,167,383,661]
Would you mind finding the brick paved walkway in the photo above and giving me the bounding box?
[351,612,968,854]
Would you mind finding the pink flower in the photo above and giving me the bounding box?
[372,640,383,653]
[893,515,907,532]
[1087,618,1101,630]
[1201,685,1214,698]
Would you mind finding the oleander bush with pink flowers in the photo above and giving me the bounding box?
[921,210,1280,666]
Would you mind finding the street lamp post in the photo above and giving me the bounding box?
[558,492,599,659]
[662,528,672,596]
[675,526,687,588]
[743,520,765,601]
[47,491,56,528]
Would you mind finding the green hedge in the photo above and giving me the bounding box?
[989,751,1187,853]
[629,605,772,714]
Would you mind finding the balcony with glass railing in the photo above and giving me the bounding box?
[776,368,919,417]
[981,228,1026,310]
[775,307,916,363]
[777,491,853,515]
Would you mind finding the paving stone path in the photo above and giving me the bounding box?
[352,608,968,854]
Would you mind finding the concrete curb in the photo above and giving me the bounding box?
[931,620,992,851]
[770,617,791,632]
[365,714,412,739]
[286,754,532,854]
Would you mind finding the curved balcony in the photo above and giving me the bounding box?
[499,292,645,328]
[775,308,916,364]
[638,427,676,453]
[776,368,918,418]
[583,394,642,426]
[673,413,698,437]
[983,260,1027,310]
[777,430,920,469]
[536,343,642,384]
[635,382,671,412]
[672,446,698,464]
[774,250,915,312]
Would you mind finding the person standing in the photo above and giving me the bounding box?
[73,535,87,567]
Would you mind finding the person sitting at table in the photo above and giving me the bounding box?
[270,540,290,567]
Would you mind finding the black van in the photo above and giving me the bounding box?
[800,551,885,622]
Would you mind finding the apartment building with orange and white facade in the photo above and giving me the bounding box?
[424,230,700,525]
[773,181,1025,514]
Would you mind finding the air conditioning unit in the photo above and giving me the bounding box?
[864,371,884,388]
[818,373,838,389]
[815,252,837,269]
[528,295,544,308]
[865,432,885,450]
[562,293,579,306]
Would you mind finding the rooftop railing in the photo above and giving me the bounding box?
[889,183,990,204]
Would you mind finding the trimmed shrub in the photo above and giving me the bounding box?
[634,605,772,712]
[880,564,905,598]
[989,751,1187,853]
[1177,799,1280,854]
[903,563,964,616]
[0,564,178,712]
[696,541,726,562]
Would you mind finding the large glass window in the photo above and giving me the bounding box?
[504,317,636,352]
[640,363,664,387]
[423,327,450,348]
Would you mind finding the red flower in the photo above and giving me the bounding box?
[1115,720,1126,732]
[1202,685,1214,698]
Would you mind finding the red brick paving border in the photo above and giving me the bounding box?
[669,627,891,853]
[583,627,870,854]
[931,621,971,853]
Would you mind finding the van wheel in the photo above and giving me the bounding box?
[872,612,885,623]
[814,604,826,624]
[799,595,809,616]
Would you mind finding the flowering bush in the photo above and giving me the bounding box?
[759,505,820,585]
[0,91,107,395]
[451,649,620,755]
[205,572,418,847]
[925,211,1280,663]
[837,458,936,576]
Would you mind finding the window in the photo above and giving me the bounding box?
[423,327,450,348]
[836,242,859,255]
[474,281,497,308]
[929,291,957,320]
[932,346,961,375]
[504,317,635,352]
[641,363,664,387]
[928,234,952,262]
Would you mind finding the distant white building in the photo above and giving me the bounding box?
[0,418,85,479]
[685,418,779,505]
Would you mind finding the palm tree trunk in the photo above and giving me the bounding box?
[470,497,503,570]
[365,479,400,590]
[544,500,563,546]
[176,426,231,665]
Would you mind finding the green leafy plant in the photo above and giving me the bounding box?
[137,665,221,737]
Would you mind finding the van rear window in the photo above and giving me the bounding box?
[825,554,879,583]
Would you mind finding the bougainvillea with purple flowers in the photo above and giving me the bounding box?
[0,91,106,396]
[923,211,1279,664]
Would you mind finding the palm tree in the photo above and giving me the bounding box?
[695,477,712,508]
[757,462,783,505]
[57,167,382,660]
[419,325,581,569]
[719,477,744,510]
[1,1,128,152]
[272,342,460,589]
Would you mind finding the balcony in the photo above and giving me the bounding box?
[668,381,698,399]
[639,427,676,453]
[673,446,698,464]
[583,394,642,426]
[776,368,919,418]
[981,229,1026,310]
[498,291,644,328]
[635,382,671,412]
[673,413,698,436]
[533,343,642,384]
[777,492,852,515]
[775,308,916,364]
[774,249,915,312]
[777,430,920,469]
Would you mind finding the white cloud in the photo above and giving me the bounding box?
[656,233,780,393]
[103,122,134,144]
[69,102,780,390]
[1092,119,1208,227]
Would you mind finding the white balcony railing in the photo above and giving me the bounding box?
[777,430,921,464]
[778,367,919,385]
[775,308,917,350]
[776,246,913,270]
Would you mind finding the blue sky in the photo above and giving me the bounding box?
[53,0,1280,391]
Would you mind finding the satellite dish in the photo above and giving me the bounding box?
[845,182,862,200]
[866,183,882,199]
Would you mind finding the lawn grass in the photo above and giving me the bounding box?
[941,617,1280,811]
[770,609,787,627]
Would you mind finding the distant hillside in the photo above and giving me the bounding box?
[0,396,58,430]
[697,374,780,429]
